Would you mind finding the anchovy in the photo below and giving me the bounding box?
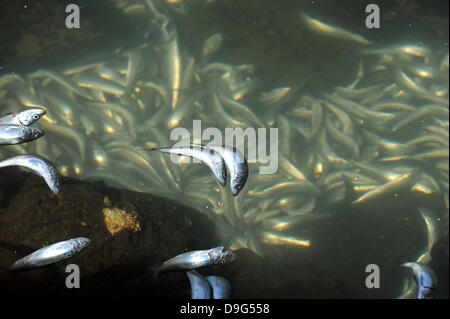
[416,207,441,264]
[301,12,372,45]
[139,144,227,186]
[205,145,248,196]
[0,155,61,193]
[10,237,90,272]
[0,125,44,145]
[186,270,212,299]
[202,33,224,63]
[401,262,437,299]
[205,275,232,299]
[0,107,46,126]
[158,14,181,110]
[155,246,235,276]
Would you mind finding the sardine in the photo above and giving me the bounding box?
[205,144,248,196]
[0,125,44,145]
[158,15,181,110]
[401,262,437,299]
[186,270,212,299]
[0,107,46,126]
[10,237,90,272]
[205,275,232,299]
[154,246,235,276]
[202,33,224,63]
[0,155,61,193]
[139,144,227,186]
[416,207,441,264]
[301,12,372,45]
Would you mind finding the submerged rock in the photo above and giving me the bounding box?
[0,171,220,298]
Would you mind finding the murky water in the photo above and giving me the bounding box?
[0,0,448,298]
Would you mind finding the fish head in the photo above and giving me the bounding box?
[75,237,91,251]
[31,127,45,140]
[19,107,46,125]
[231,163,248,196]
[50,177,61,194]
[221,249,236,263]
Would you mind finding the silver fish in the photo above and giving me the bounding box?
[155,246,235,276]
[0,107,46,126]
[416,207,441,264]
[205,275,232,299]
[158,14,181,110]
[139,144,227,186]
[0,125,44,145]
[0,155,61,193]
[186,270,212,299]
[205,144,248,196]
[401,262,437,299]
[10,237,90,272]
[202,33,224,63]
[301,12,372,45]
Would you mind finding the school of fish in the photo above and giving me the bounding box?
[0,0,448,298]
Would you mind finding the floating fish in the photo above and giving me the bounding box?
[10,237,90,272]
[139,144,227,186]
[205,145,248,196]
[0,107,46,126]
[0,155,61,193]
[186,270,212,299]
[401,262,437,299]
[301,12,372,45]
[0,125,44,145]
[154,246,235,277]
[205,275,232,299]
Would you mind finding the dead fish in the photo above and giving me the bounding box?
[204,144,248,196]
[301,12,372,45]
[202,33,224,63]
[0,155,61,193]
[0,125,44,145]
[205,275,232,299]
[154,246,235,277]
[401,262,437,299]
[138,144,227,186]
[10,237,90,272]
[186,270,212,299]
[0,107,46,126]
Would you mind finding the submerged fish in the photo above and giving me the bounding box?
[0,155,61,193]
[139,144,227,186]
[158,14,181,110]
[186,270,212,299]
[401,262,437,299]
[202,33,224,63]
[0,125,44,145]
[0,107,46,126]
[154,246,235,277]
[205,275,232,299]
[10,237,90,272]
[205,145,248,196]
[301,12,372,45]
